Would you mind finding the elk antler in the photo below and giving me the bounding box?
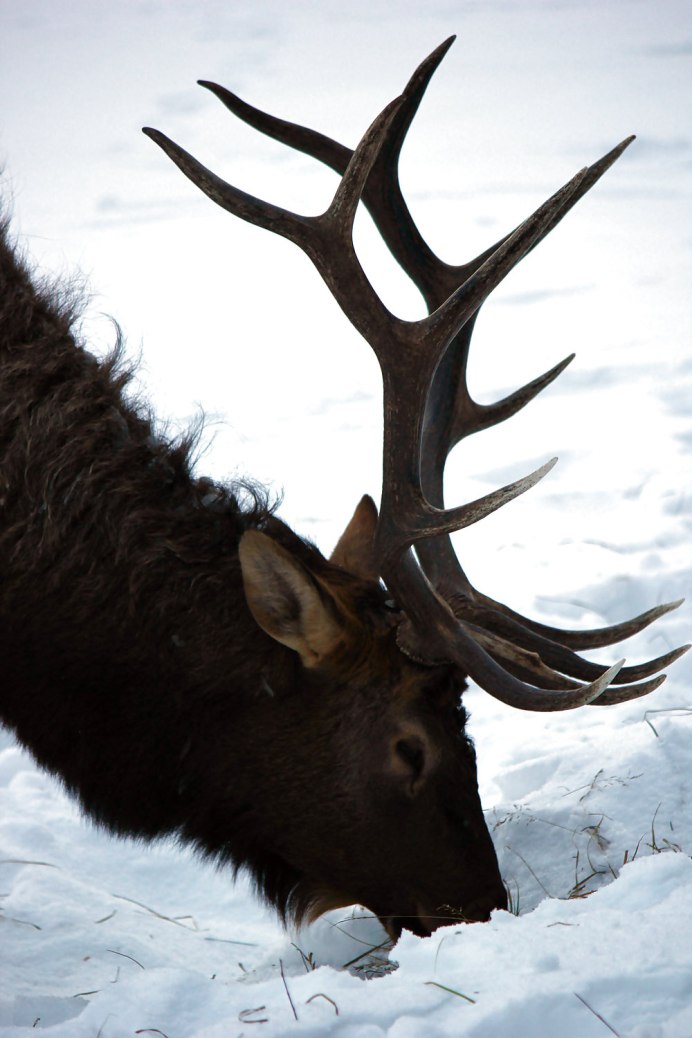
[143,38,689,710]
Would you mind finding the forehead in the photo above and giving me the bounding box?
[355,620,462,708]
[312,548,466,708]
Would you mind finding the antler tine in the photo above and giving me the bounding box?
[457,350,577,443]
[469,591,689,651]
[380,457,558,552]
[196,80,352,176]
[408,164,592,361]
[142,127,312,242]
[588,674,668,706]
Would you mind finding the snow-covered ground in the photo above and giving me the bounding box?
[1,1,690,1035]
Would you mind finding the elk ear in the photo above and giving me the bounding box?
[239,531,343,667]
[330,494,379,581]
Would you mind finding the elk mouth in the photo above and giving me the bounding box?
[382,905,455,941]
[459,888,507,922]
[384,888,506,941]
[382,914,431,941]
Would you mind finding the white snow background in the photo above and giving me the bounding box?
[0,1,690,1035]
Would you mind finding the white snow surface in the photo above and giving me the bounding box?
[0,1,690,1035]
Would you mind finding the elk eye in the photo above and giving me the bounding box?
[396,738,425,778]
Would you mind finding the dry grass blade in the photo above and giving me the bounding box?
[204,935,259,946]
[111,892,196,929]
[3,917,41,934]
[574,992,622,1036]
[567,872,599,900]
[341,939,394,970]
[7,916,41,930]
[279,958,298,1021]
[0,858,57,868]
[506,845,555,898]
[327,913,394,971]
[503,878,521,916]
[644,706,692,738]
[306,992,339,1015]
[106,949,145,970]
[238,1006,268,1024]
[425,981,476,1004]
[291,942,317,972]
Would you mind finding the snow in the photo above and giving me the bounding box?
[0,1,690,1035]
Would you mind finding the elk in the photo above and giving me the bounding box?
[0,37,687,942]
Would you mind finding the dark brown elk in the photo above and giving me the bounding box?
[0,38,687,942]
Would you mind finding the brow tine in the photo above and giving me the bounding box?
[456,604,690,684]
[472,593,688,650]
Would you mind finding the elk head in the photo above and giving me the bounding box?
[142,38,688,937]
[225,507,505,937]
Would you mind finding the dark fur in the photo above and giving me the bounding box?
[0,223,284,861]
[0,218,506,932]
